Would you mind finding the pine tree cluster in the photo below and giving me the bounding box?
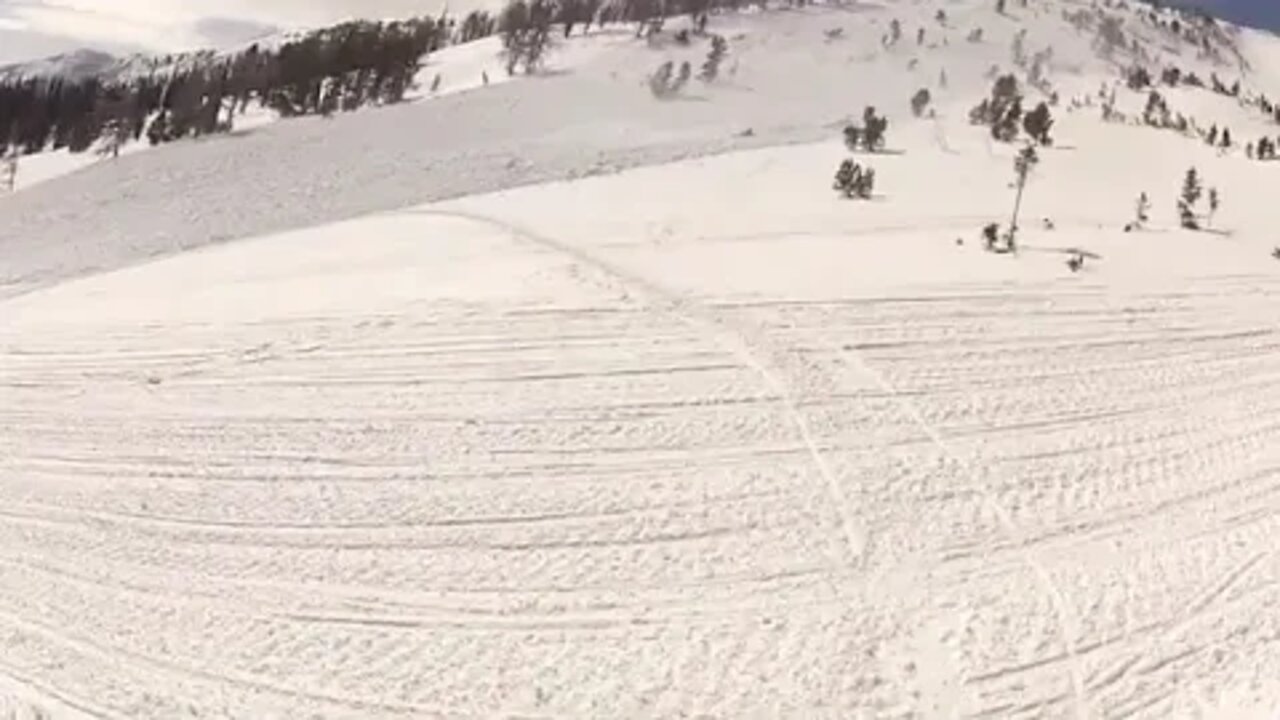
[1204,124,1232,149]
[1,18,441,157]
[843,106,889,153]
[699,36,729,82]
[970,74,1031,143]
[1256,136,1278,161]
[649,61,692,98]
[1,0,759,161]
[500,0,556,75]
[833,158,876,199]
[1126,65,1152,91]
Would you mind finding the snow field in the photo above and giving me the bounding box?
[4,100,1280,715]
[2,0,1280,717]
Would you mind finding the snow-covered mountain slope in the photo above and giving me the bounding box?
[1181,0,1280,31]
[2,1,1280,718]
[0,48,130,81]
[4,0,1277,296]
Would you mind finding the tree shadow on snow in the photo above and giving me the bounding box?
[1024,245,1103,260]
[531,67,575,79]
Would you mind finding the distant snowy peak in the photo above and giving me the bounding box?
[0,21,338,84]
[0,48,197,84]
[0,48,119,82]
[0,34,290,84]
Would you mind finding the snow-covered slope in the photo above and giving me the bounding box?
[7,0,1273,295]
[2,1,1280,718]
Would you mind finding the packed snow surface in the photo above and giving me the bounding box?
[2,1,1280,718]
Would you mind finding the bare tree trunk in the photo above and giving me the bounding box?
[1008,173,1026,253]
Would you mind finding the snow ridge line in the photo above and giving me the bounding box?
[828,342,1092,720]
[403,208,866,569]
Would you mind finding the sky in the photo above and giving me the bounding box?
[0,0,1276,64]
[0,0,472,60]
[1186,0,1280,30]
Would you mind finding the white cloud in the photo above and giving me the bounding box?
[2,0,483,55]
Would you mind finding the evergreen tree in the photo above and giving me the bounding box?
[843,125,862,152]
[1126,65,1152,90]
[673,61,692,94]
[862,106,888,151]
[1022,102,1053,145]
[501,0,553,75]
[1178,167,1202,230]
[649,61,675,97]
[993,97,1023,142]
[1143,90,1170,127]
[834,159,856,196]
[856,166,876,198]
[971,74,1021,139]
[833,158,875,199]
[910,88,932,117]
[982,223,1000,251]
[1258,137,1275,160]
[699,35,728,82]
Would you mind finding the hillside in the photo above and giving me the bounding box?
[2,0,1280,718]
[4,0,1277,297]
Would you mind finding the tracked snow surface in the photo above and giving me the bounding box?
[2,0,1280,718]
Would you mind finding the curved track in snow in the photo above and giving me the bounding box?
[2,194,1277,717]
